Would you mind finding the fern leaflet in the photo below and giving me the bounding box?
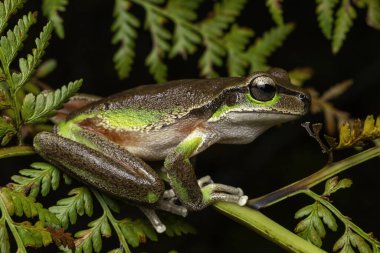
[0,0,24,34]
[316,0,338,39]
[248,23,294,71]
[112,0,140,79]
[21,79,82,124]
[332,0,356,54]
[49,187,93,230]
[266,0,284,26]
[0,12,36,69]
[8,162,61,197]
[11,21,53,92]
[42,0,68,38]
[366,0,380,29]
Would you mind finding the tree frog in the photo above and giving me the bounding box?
[33,68,310,233]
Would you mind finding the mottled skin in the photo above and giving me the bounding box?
[34,68,310,232]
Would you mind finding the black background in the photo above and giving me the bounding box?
[1,0,380,252]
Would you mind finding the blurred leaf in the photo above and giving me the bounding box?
[332,0,357,54]
[366,0,380,29]
[42,0,68,38]
[112,0,140,79]
[266,0,284,25]
[0,219,10,253]
[35,59,57,78]
[0,116,16,145]
[316,0,338,39]
[248,23,294,71]
[288,67,314,86]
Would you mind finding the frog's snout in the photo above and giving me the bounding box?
[297,91,311,114]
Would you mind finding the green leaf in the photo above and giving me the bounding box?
[224,25,254,76]
[316,0,338,39]
[366,0,380,29]
[294,202,337,247]
[288,67,314,86]
[74,213,112,253]
[0,187,60,227]
[49,187,93,230]
[12,21,53,91]
[42,0,68,38]
[15,220,53,248]
[334,228,372,253]
[144,6,171,82]
[0,12,37,69]
[35,58,57,78]
[0,116,16,145]
[112,0,140,79]
[21,79,82,124]
[8,162,61,197]
[117,218,157,247]
[332,0,357,54]
[167,0,202,57]
[248,23,294,71]
[199,0,247,77]
[0,0,24,34]
[266,0,284,25]
[0,219,10,253]
[323,177,353,196]
[163,214,196,237]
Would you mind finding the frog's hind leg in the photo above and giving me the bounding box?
[33,131,165,205]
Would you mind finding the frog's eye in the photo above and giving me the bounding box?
[249,76,277,101]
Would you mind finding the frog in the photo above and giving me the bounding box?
[33,68,310,233]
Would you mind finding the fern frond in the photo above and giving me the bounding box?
[74,213,112,253]
[49,187,93,230]
[335,115,380,149]
[117,218,157,247]
[0,12,37,69]
[8,162,61,197]
[0,187,60,226]
[0,0,24,34]
[166,0,202,57]
[266,0,284,25]
[294,202,337,247]
[199,0,247,77]
[366,0,380,29]
[163,215,196,237]
[316,0,339,39]
[248,23,294,71]
[0,116,16,145]
[112,0,140,79]
[11,21,53,91]
[332,0,356,54]
[21,79,82,124]
[224,25,254,76]
[15,220,53,248]
[42,0,68,38]
[333,228,372,253]
[145,7,171,82]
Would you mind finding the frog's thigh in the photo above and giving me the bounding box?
[34,132,164,204]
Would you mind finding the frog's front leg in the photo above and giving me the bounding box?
[164,129,248,211]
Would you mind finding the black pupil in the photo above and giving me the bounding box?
[250,82,276,101]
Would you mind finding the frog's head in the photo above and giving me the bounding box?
[244,67,310,117]
[209,68,310,139]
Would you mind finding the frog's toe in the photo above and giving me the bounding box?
[197,175,214,187]
[162,189,176,199]
[156,199,188,217]
[201,183,248,206]
[139,207,166,233]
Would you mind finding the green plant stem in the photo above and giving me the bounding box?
[0,146,35,159]
[91,189,131,253]
[303,189,380,248]
[214,202,326,253]
[0,191,27,253]
[249,146,380,209]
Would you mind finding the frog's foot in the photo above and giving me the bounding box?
[201,183,248,207]
[139,207,166,233]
